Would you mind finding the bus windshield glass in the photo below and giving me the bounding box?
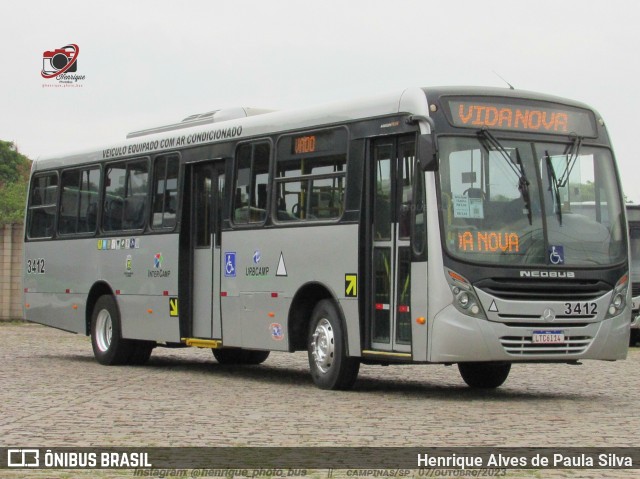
[438,136,625,267]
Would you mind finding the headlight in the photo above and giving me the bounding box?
[445,268,486,319]
[457,292,470,308]
[606,274,628,318]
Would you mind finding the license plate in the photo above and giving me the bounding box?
[532,330,565,344]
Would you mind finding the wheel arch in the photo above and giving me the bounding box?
[287,281,342,352]
[85,281,116,336]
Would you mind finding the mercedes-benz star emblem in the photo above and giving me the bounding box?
[541,308,556,322]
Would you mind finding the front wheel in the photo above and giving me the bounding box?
[307,299,359,390]
[458,362,511,389]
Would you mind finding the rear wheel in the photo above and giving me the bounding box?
[128,341,155,365]
[212,348,270,365]
[91,295,133,365]
[458,362,511,389]
[307,299,359,390]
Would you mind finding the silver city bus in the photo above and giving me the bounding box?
[23,87,630,389]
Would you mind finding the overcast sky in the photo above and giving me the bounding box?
[2,0,639,200]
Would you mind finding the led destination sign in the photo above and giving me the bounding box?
[446,98,597,137]
[286,128,347,157]
[294,135,316,154]
[458,230,520,253]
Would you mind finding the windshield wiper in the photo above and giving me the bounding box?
[557,135,583,187]
[477,128,532,225]
[545,151,563,226]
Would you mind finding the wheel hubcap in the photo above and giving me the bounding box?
[95,309,113,352]
[311,318,334,374]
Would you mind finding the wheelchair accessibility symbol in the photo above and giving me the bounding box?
[224,252,236,277]
[549,245,564,265]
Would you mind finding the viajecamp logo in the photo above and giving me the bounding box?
[41,43,85,87]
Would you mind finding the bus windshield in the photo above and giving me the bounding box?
[438,136,625,267]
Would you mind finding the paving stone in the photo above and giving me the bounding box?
[1,323,638,479]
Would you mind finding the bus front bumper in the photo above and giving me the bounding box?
[428,305,629,363]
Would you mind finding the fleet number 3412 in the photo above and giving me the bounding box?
[564,302,597,315]
[26,258,46,274]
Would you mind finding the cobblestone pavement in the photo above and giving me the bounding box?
[1,322,639,479]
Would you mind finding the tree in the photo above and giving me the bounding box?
[0,181,28,224]
[0,141,32,225]
[0,141,31,186]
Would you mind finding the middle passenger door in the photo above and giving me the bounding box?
[191,161,225,339]
[369,135,416,353]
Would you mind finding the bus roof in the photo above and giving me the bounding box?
[33,87,431,171]
[32,86,601,171]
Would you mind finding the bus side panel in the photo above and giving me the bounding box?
[25,293,87,334]
[24,235,181,343]
[24,239,98,334]
[98,234,181,343]
[220,224,360,354]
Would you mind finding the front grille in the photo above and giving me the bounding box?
[500,335,592,355]
[498,312,596,321]
[632,283,640,297]
[502,322,590,328]
[475,278,610,301]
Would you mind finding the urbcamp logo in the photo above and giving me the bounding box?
[41,43,85,87]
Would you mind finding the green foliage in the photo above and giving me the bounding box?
[0,141,32,225]
[0,141,31,185]
[0,180,28,225]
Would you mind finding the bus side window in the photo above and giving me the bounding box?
[59,166,100,235]
[151,154,179,229]
[28,173,58,239]
[59,169,80,235]
[123,176,148,229]
[233,142,270,225]
[78,168,100,233]
[274,133,347,223]
[103,160,148,231]
[103,165,126,231]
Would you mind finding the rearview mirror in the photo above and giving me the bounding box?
[418,134,438,171]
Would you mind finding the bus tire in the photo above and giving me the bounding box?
[458,362,511,389]
[212,348,270,365]
[90,295,133,366]
[307,299,359,390]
